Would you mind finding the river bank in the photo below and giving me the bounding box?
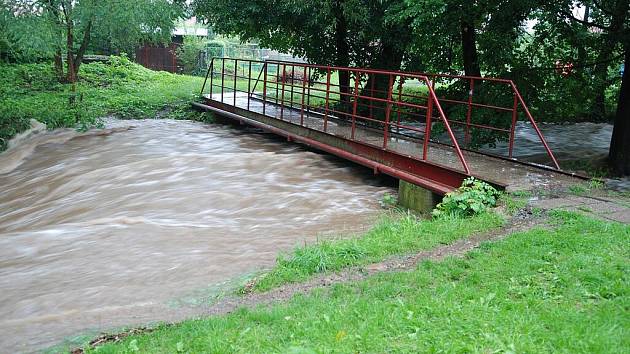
[0,56,209,151]
[73,202,629,354]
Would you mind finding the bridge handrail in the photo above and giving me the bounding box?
[412,71,560,169]
[202,57,472,173]
[200,57,564,174]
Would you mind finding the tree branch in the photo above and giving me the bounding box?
[560,10,610,30]
[73,19,92,77]
[592,0,614,16]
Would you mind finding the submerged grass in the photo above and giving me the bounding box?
[87,211,629,353]
[0,56,209,150]
[248,211,504,292]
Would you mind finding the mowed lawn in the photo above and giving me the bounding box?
[89,211,629,353]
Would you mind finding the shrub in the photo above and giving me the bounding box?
[432,177,500,218]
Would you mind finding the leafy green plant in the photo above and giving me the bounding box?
[433,177,501,218]
[380,192,397,208]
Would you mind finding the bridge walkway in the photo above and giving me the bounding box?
[196,58,583,194]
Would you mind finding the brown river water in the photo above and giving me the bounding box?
[0,119,392,353]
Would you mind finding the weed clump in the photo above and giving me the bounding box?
[433,177,500,218]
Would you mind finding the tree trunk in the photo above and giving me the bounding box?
[608,48,630,176]
[333,0,351,117]
[460,20,481,77]
[588,0,628,121]
[65,19,76,83]
[359,43,405,123]
[54,49,64,82]
[73,20,92,78]
[589,43,614,121]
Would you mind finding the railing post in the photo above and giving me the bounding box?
[209,59,214,98]
[263,62,267,115]
[221,59,225,103]
[306,67,311,116]
[351,70,360,140]
[247,60,252,110]
[426,77,470,174]
[383,74,394,149]
[275,64,280,104]
[369,77,375,120]
[290,65,295,108]
[200,58,214,97]
[280,64,286,120]
[300,65,307,126]
[424,89,433,161]
[233,58,238,105]
[509,93,518,158]
[324,67,331,132]
[510,82,560,169]
[396,78,403,133]
[465,78,474,146]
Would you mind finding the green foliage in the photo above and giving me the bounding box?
[0,57,206,150]
[86,213,629,354]
[433,177,501,218]
[176,36,209,75]
[379,192,398,208]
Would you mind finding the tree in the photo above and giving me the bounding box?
[549,0,629,174]
[4,0,184,82]
[194,0,413,113]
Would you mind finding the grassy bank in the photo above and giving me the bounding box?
[86,212,629,353]
[0,56,209,151]
[248,211,504,292]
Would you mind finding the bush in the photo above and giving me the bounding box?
[432,177,500,218]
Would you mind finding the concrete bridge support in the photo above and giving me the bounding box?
[398,180,442,214]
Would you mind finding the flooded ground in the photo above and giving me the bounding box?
[0,119,393,353]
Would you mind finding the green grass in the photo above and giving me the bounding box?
[86,212,629,353]
[0,56,210,150]
[248,212,504,292]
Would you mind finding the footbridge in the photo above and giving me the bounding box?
[193,58,582,207]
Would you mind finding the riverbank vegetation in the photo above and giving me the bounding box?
[0,56,208,151]
[85,211,629,353]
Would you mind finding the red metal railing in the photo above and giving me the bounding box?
[200,58,560,173]
[411,72,559,169]
[201,57,471,173]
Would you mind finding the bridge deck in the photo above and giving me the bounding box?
[203,92,581,192]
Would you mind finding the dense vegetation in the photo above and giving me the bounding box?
[86,212,629,353]
[0,56,207,150]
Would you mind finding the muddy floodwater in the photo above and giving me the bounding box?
[0,119,393,353]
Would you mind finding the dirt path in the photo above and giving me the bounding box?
[74,210,546,352]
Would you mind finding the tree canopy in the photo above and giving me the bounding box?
[1,0,185,81]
